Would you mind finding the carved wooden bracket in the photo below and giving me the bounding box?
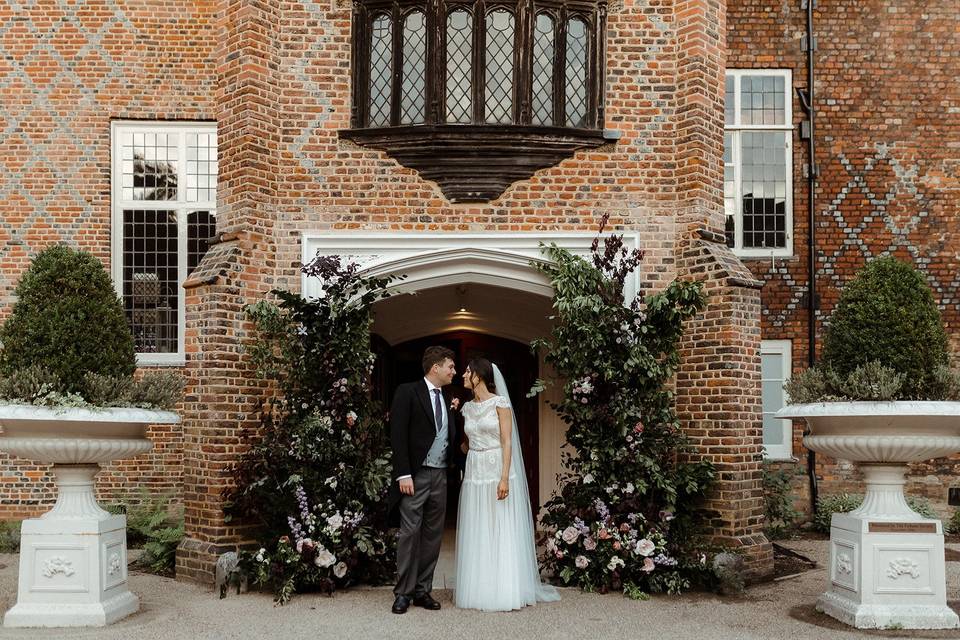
[340,125,613,202]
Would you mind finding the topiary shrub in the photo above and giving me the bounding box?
[0,245,135,393]
[821,256,949,398]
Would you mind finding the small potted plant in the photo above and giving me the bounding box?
[0,245,182,628]
[778,256,960,630]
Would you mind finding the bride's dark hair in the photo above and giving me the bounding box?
[466,357,497,396]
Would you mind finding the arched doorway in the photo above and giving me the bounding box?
[377,331,539,524]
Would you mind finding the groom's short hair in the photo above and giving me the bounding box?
[422,346,455,375]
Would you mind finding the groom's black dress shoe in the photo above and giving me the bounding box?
[413,593,441,610]
[392,595,411,614]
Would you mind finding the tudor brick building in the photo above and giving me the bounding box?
[0,0,956,584]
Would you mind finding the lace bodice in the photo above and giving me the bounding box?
[461,395,511,450]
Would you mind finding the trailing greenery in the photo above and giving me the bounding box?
[0,520,21,554]
[0,245,183,410]
[946,510,960,536]
[0,245,135,390]
[0,368,183,411]
[227,255,398,604]
[762,463,801,540]
[107,491,184,576]
[808,256,953,400]
[532,217,715,597]
[814,493,940,533]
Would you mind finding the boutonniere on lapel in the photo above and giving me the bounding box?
[449,397,461,412]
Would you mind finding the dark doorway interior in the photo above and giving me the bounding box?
[375,331,540,524]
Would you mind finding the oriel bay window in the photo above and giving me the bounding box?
[343,0,612,202]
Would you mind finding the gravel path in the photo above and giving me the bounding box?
[0,541,958,640]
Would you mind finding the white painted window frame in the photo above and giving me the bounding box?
[725,69,794,258]
[110,120,217,366]
[761,339,793,460]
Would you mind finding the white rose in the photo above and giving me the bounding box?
[575,555,590,569]
[327,514,344,530]
[333,561,348,578]
[561,526,580,544]
[314,548,336,568]
[607,556,624,571]
[624,482,635,494]
[635,538,656,557]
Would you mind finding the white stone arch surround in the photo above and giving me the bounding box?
[300,233,641,302]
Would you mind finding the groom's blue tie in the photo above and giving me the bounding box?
[432,388,443,433]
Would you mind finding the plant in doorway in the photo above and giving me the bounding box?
[532,216,715,597]
[227,255,399,604]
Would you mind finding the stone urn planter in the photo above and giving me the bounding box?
[778,401,960,630]
[0,404,180,628]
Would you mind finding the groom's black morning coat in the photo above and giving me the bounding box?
[387,379,458,526]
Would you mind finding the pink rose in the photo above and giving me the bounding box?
[583,537,597,551]
[561,526,580,545]
[635,538,656,557]
[634,421,644,434]
[619,523,631,533]
[450,398,461,411]
[642,557,656,573]
[598,528,610,540]
[613,541,622,551]
[575,555,589,569]
[555,551,564,559]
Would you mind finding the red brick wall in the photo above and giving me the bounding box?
[0,1,218,517]
[728,0,960,514]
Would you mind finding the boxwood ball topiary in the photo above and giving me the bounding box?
[821,256,948,398]
[0,245,136,393]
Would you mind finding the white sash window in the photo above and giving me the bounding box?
[111,121,217,364]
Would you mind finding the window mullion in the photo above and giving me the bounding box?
[473,0,486,123]
[391,3,402,126]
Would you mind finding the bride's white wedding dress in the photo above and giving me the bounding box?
[454,366,559,611]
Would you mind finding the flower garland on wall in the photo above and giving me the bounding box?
[226,255,398,603]
[534,218,715,597]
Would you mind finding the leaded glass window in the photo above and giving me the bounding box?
[401,11,427,124]
[565,17,588,128]
[369,14,393,127]
[532,13,555,126]
[484,10,515,124]
[112,122,218,363]
[446,10,473,123]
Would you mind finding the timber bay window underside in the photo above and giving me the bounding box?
[342,0,611,202]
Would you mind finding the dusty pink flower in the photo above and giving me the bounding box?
[598,528,611,540]
[642,557,656,573]
[575,555,589,569]
[450,398,461,411]
[561,526,580,544]
[613,541,622,551]
[583,537,597,551]
[619,523,631,533]
[634,421,644,434]
[345,411,357,427]
[555,551,564,559]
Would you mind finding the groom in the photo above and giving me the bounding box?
[388,346,457,614]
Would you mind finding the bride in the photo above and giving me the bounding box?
[454,357,560,611]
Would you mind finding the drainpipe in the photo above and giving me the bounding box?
[798,0,819,512]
